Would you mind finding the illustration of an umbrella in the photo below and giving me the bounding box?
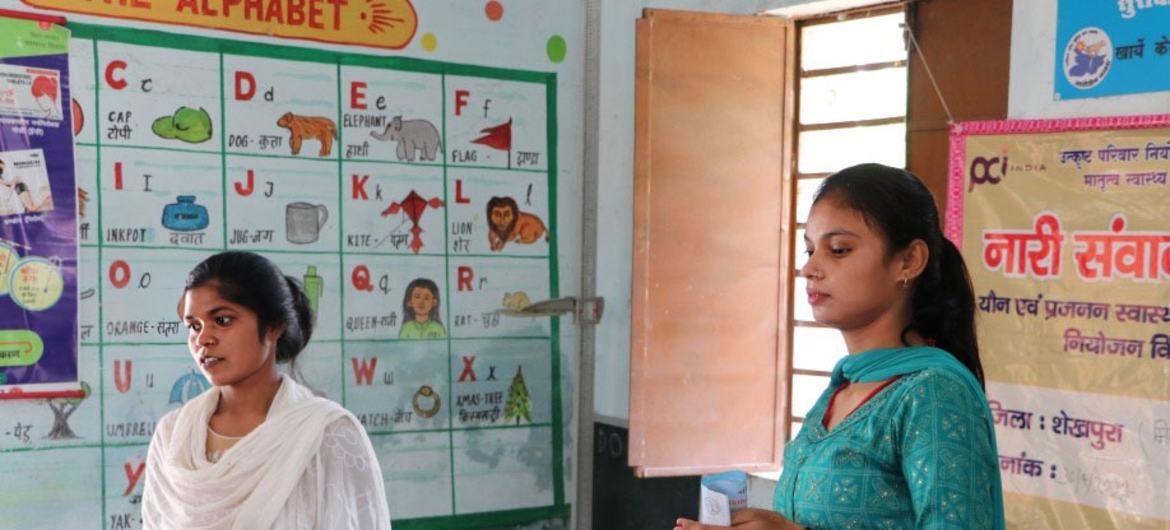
[380,190,444,253]
[169,370,210,404]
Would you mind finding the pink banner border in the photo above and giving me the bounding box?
[945,114,1170,247]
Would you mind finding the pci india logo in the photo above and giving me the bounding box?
[1063,27,1113,90]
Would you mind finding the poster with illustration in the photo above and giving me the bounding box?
[0,148,53,216]
[0,10,567,529]
[0,15,78,392]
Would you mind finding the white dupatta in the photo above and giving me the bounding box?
[142,375,391,529]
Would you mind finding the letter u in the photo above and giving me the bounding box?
[114,360,132,393]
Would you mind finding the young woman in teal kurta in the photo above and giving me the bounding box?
[676,164,1004,530]
[774,350,999,529]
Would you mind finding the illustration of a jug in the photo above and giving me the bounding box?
[286,202,329,244]
[162,196,210,231]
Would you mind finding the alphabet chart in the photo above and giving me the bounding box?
[0,23,565,530]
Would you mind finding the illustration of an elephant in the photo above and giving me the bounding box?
[370,116,442,162]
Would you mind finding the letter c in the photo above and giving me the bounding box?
[105,60,128,91]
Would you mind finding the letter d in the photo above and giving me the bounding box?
[235,71,256,101]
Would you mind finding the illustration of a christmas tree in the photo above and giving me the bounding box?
[504,366,532,425]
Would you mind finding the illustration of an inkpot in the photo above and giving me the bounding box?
[286,202,329,244]
[162,196,209,231]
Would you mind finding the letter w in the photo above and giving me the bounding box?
[351,357,377,385]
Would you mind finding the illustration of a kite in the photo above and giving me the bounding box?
[380,189,444,253]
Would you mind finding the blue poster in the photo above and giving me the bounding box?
[1055,1,1170,100]
[0,15,78,391]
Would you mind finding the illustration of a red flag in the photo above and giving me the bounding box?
[472,118,513,168]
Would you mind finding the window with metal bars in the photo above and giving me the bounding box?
[788,7,908,439]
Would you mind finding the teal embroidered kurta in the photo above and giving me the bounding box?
[774,368,999,530]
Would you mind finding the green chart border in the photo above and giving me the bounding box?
[66,22,567,530]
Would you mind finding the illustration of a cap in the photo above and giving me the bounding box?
[152,106,213,143]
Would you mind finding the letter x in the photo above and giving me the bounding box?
[459,356,477,382]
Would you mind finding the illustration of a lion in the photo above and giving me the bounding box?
[277,112,337,157]
[487,196,547,252]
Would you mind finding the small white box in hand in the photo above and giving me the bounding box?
[699,471,747,525]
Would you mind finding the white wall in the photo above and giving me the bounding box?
[1009,0,1170,118]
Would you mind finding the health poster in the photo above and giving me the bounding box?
[0,23,564,530]
[0,15,80,393]
[948,116,1170,530]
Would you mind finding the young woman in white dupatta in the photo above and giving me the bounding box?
[142,251,392,529]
